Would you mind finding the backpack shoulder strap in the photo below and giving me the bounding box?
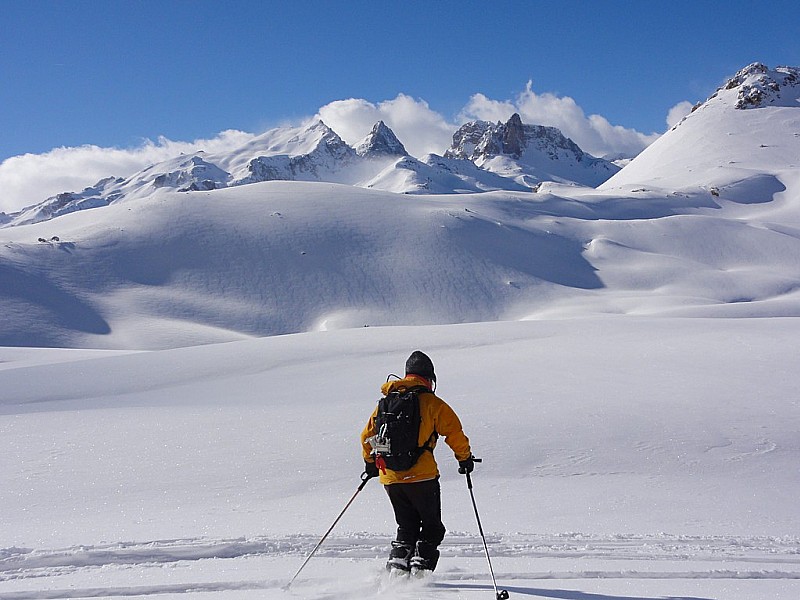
[406,386,438,453]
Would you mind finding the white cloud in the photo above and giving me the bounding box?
[317,94,457,158]
[666,100,695,128]
[462,81,660,159]
[0,130,254,214]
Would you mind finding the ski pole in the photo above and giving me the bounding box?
[464,459,509,600]
[284,471,375,590]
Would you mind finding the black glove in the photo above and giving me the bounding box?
[364,460,380,478]
[458,456,474,474]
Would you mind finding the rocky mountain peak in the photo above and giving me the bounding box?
[446,113,586,162]
[307,119,330,132]
[355,121,408,157]
[703,62,800,110]
[443,113,617,188]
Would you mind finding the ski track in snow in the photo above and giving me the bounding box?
[2,534,799,599]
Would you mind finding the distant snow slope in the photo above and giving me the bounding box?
[0,183,597,348]
[2,170,800,350]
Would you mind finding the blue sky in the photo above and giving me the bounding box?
[1,0,798,210]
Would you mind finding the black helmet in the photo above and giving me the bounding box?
[405,350,436,383]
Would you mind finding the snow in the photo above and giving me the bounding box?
[2,63,800,598]
[1,319,799,598]
[5,175,800,349]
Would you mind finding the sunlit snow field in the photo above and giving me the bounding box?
[2,318,799,599]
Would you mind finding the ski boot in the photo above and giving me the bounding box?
[409,540,439,577]
[385,540,413,575]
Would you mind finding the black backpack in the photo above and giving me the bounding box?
[371,386,435,471]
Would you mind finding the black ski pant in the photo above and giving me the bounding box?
[384,478,446,548]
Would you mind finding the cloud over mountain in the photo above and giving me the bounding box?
[0,131,255,214]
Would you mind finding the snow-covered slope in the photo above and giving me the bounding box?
[361,154,531,194]
[600,63,800,197]
[0,182,597,348]
[3,168,800,350]
[1,318,798,599]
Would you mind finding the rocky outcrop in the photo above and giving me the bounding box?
[445,120,498,160]
[447,113,590,162]
[705,63,800,110]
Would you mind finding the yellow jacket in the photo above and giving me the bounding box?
[361,375,471,485]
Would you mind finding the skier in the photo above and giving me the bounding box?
[361,350,474,574]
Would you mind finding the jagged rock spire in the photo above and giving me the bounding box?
[355,121,409,157]
[502,113,526,158]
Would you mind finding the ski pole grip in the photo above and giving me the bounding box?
[359,471,375,489]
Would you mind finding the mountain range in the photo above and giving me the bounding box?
[1,113,620,227]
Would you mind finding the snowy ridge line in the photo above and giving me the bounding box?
[2,533,799,575]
